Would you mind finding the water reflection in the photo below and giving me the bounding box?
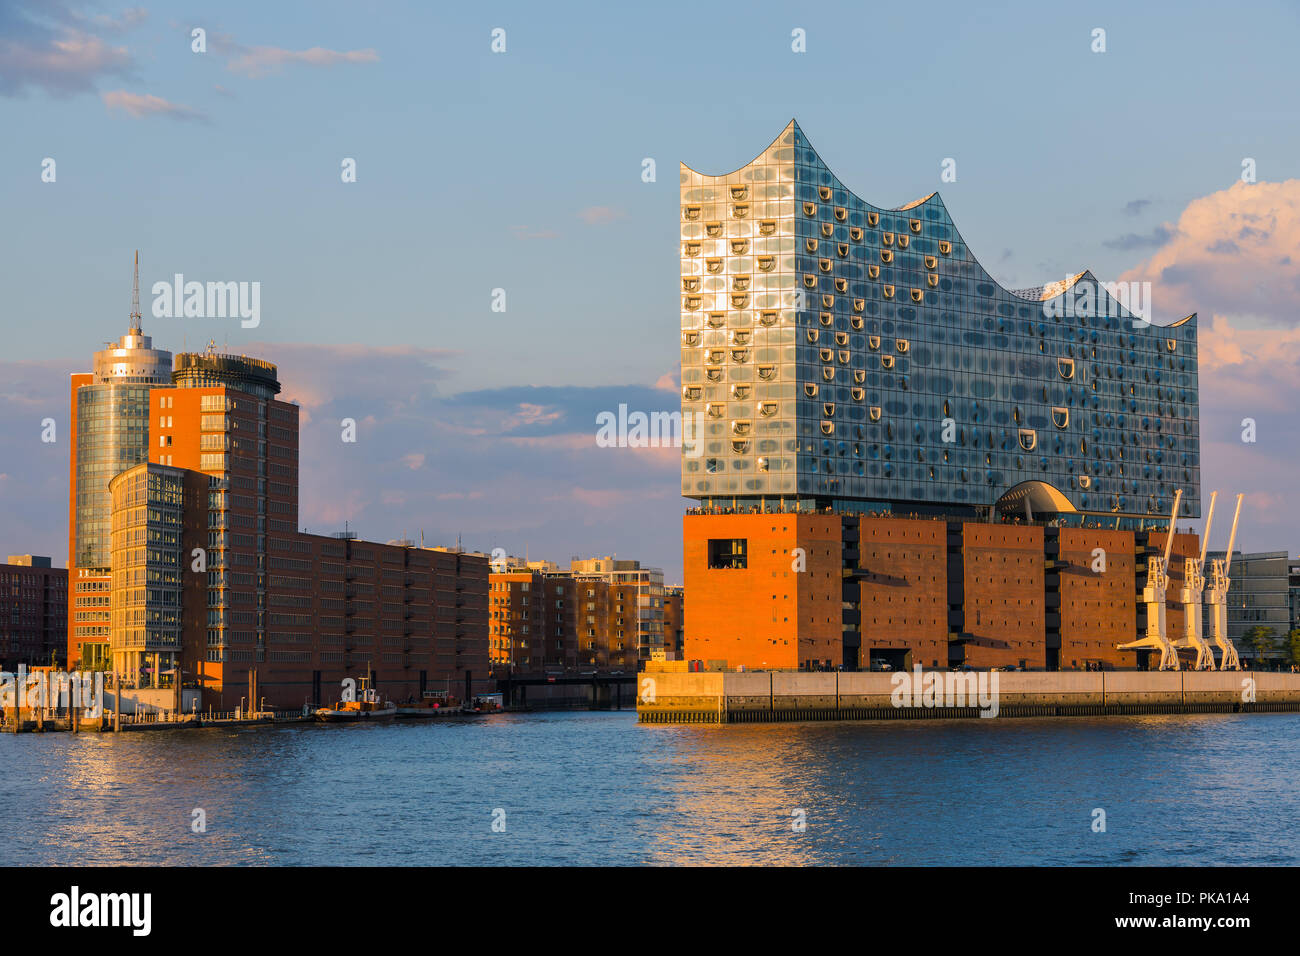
[1,712,1296,866]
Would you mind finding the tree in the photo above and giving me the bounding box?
[1245,626,1279,669]
[1287,629,1300,669]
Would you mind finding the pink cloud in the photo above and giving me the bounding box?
[1198,315,1300,413]
[1120,179,1300,326]
[226,45,379,79]
[0,27,132,96]
[102,90,206,121]
[503,433,593,451]
[505,403,563,429]
[578,206,623,226]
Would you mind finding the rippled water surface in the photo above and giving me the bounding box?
[3,710,1296,865]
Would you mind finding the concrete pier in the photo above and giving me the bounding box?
[636,671,1300,724]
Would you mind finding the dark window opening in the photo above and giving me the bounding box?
[708,538,747,570]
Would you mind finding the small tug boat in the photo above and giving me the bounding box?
[314,675,396,722]
[395,690,460,718]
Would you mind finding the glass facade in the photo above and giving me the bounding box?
[75,384,156,568]
[74,323,173,570]
[681,121,1201,521]
[109,463,186,685]
[1205,550,1292,654]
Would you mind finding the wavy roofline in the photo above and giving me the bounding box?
[682,120,1195,330]
[681,119,941,213]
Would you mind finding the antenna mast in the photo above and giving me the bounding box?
[130,250,142,334]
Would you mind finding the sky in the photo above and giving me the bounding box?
[3,0,1300,582]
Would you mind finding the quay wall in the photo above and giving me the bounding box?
[637,671,1300,723]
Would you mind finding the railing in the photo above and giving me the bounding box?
[685,505,1178,531]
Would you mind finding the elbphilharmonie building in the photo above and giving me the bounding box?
[680,121,1200,525]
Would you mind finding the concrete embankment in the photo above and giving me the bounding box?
[0,714,314,734]
[635,671,1300,724]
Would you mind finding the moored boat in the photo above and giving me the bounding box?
[395,690,460,718]
[460,692,504,715]
[314,675,396,721]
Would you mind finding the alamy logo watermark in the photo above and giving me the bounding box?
[1042,277,1152,327]
[596,404,703,457]
[890,666,1000,718]
[49,886,151,936]
[0,666,104,717]
[151,274,261,328]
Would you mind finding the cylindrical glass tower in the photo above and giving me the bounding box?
[73,297,172,571]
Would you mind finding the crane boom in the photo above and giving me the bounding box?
[1224,493,1244,576]
[1162,489,1183,567]
[1199,491,1217,566]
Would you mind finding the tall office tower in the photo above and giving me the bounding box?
[68,253,173,669]
[151,348,298,698]
[680,121,1199,524]
[679,123,1204,673]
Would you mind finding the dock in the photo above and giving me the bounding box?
[636,670,1300,723]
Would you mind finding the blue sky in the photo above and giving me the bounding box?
[4,0,1300,581]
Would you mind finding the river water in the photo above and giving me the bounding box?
[2,710,1295,865]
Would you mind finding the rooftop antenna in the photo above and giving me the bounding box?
[129,250,142,334]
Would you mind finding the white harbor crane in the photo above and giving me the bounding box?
[1171,491,1217,670]
[1118,488,1182,670]
[1204,493,1244,671]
